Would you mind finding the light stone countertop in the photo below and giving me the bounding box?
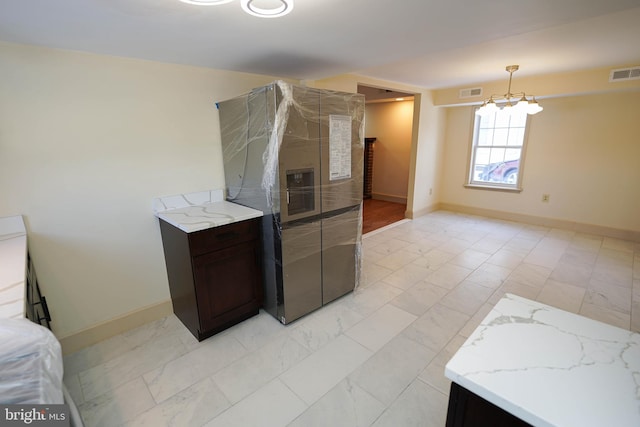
[0,215,27,319]
[153,189,263,233]
[445,293,640,427]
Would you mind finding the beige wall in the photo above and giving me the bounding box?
[312,75,445,217]
[434,64,640,107]
[0,41,280,340]
[409,91,446,218]
[364,100,414,202]
[439,90,640,235]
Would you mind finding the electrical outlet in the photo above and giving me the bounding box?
[429,188,433,195]
[542,194,550,203]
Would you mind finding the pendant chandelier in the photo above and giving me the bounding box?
[476,65,543,116]
[178,0,294,18]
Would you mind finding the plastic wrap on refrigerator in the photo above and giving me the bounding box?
[218,81,365,324]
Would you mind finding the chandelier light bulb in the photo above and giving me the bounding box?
[515,95,530,112]
[477,98,498,116]
[527,97,543,115]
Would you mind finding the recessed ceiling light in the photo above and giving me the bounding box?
[241,0,294,18]
[178,0,294,18]
[178,0,234,5]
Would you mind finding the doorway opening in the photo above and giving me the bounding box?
[357,84,416,234]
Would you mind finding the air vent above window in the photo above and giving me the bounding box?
[609,66,640,82]
[459,87,483,98]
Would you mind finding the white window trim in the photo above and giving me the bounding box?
[465,107,531,192]
[463,183,523,192]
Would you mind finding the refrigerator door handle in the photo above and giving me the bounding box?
[286,188,290,205]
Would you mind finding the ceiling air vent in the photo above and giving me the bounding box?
[609,66,640,82]
[459,87,483,98]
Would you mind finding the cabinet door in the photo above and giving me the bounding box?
[193,241,262,333]
[446,382,532,427]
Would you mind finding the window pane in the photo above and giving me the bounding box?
[493,128,509,145]
[507,127,524,146]
[495,110,511,128]
[489,148,505,163]
[479,112,495,128]
[504,167,519,185]
[505,148,521,161]
[477,128,492,146]
[475,147,490,165]
[510,111,528,127]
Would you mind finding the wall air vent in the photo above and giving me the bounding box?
[609,66,640,82]
[459,87,483,98]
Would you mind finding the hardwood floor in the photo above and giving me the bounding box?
[362,198,406,234]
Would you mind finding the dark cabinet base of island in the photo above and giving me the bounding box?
[159,218,263,341]
[446,382,532,427]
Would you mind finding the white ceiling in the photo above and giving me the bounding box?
[1,0,640,89]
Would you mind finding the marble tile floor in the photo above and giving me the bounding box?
[63,210,640,427]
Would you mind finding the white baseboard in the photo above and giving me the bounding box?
[439,203,640,242]
[407,203,441,219]
[58,299,173,355]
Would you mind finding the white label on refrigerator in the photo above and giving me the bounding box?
[329,115,352,181]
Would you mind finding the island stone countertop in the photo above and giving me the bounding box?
[445,293,640,427]
[0,215,27,319]
[153,189,263,233]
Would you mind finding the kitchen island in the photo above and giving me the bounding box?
[445,293,640,427]
[0,215,27,319]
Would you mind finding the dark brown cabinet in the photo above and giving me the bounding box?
[446,382,532,427]
[159,218,263,341]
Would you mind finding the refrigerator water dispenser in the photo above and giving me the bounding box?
[286,168,315,216]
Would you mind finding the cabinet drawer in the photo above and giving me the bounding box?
[188,218,259,256]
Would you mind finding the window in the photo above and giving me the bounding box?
[468,108,529,190]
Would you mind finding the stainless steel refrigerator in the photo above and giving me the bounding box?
[218,81,365,324]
